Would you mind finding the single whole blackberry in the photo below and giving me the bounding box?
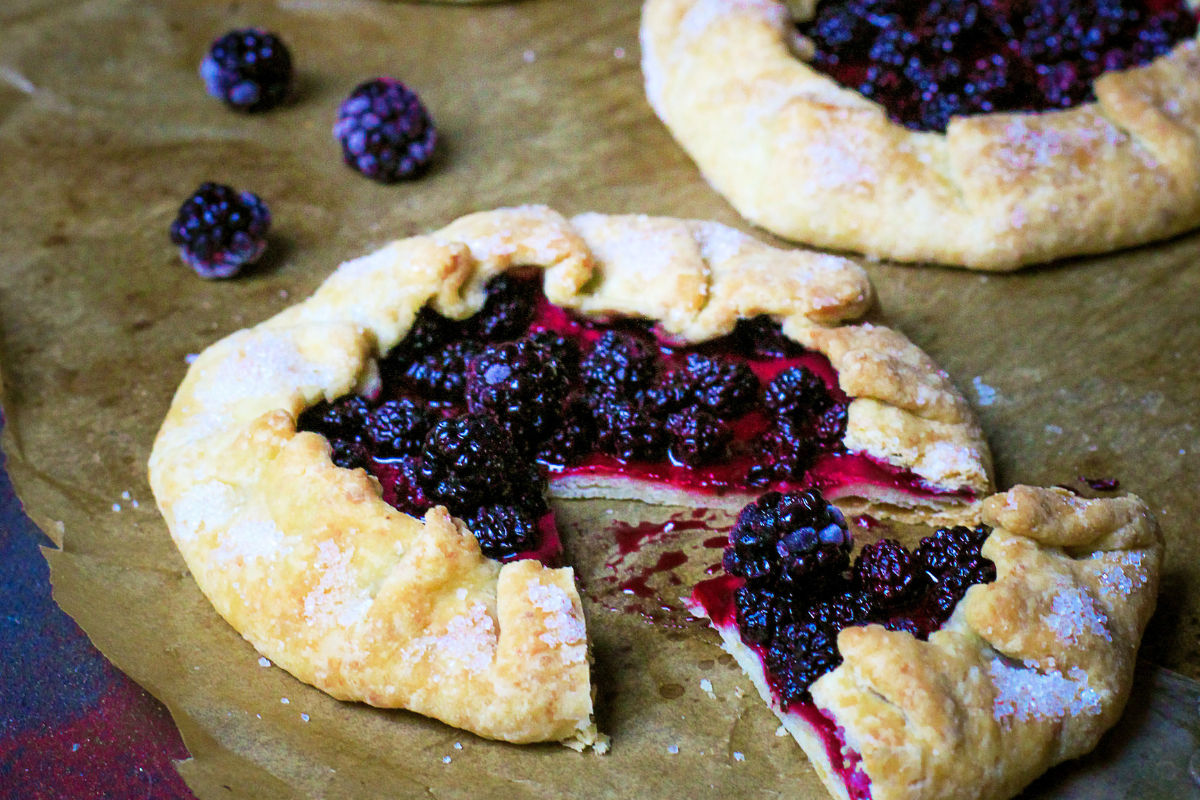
[592,398,666,462]
[731,315,806,358]
[527,330,581,379]
[854,538,921,608]
[463,274,542,343]
[915,525,990,576]
[329,438,370,471]
[581,331,659,401]
[807,592,873,634]
[403,341,481,401]
[764,366,832,421]
[536,395,597,467]
[297,395,370,438]
[652,353,759,418]
[417,414,519,512]
[666,408,731,467]
[364,398,433,457]
[766,620,842,708]
[723,489,851,590]
[734,585,792,646]
[169,183,271,278]
[334,77,437,183]
[465,338,567,441]
[387,456,434,518]
[200,28,293,112]
[468,505,540,561]
[760,415,819,481]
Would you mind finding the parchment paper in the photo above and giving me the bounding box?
[2,0,1200,797]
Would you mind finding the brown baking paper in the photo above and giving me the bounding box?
[3,0,1200,798]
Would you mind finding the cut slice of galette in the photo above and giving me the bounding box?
[689,484,1163,800]
[150,205,994,748]
[641,0,1200,269]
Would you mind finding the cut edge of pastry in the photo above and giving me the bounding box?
[688,485,1164,800]
[149,205,992,748]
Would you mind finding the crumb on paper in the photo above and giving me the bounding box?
[185,353,199,364]
[258,656,271,667]
[667,744,679,754]
[301,713,310,722]
[523,49,536,63]
[700,678,716,699]
[453,742,462,750]
[614,47,626,59]
[442,756,452,764]
[55,521,65,534]
[972,376,997,406]
[131,500,139,508]
[281,697,290,705]
[112,503,121,512]
[775,725,788,737]
[733,751,745,762]
[121,490,130,499]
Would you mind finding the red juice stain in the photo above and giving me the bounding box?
[704,535,728,549]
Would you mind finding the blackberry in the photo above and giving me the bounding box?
[527,330,581,379]
[388,457,434,518]
[403,341,481,401]
[766,621,842,707]
[334,77,437,183]
[458,273,541,343]
[915,525,990,576]
[651,353,758,418]
[536,395,596,467]
[329,438,370,471]
[723,489,851,589]
[468,505,540,562]
[734,585,791,646]
[169,183,271,278]
[417,414,519,513]
[731,315,806,358]
[666,408,731,467]
[592,398,666,462]
[854,538,920,608]
[386,307,458,367]
[807,592,872,634]
[581,331,658,401]
[812,403,848,449]
[297,395,370,438]
[200,28,293,112]
[465,338,567,441]
[364,398,433,457]
[764,366,832,421]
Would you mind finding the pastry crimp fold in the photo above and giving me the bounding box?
[150,205,992,744]
[802,486,1163,800]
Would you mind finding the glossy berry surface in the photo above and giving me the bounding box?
[403,342,481,401]
[168,183,270,278]
[466,274,542,342]
[581,331,658,400]
[854,538,918,607]
[592,398,666,462]
[468,505,540,561]
[764,366,832,421]
[666,408,732,466]
[466,337,567,440]
[200,28,293,112]
[652,354,759,418]
[364,399,432,457]
[417,414,519,512]
[334,77,437,182]
[799,0,1197,131]
[723,490,852,588]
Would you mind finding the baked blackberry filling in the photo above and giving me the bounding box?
[297,274,976,563]
[797,0,1198,131]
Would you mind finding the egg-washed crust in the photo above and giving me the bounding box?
[641,0,1200,270]
[694,486,1163,800]
[148,205,991,746]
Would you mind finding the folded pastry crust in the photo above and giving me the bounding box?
[149,205,992,745]
[641,0,1200,270]
[694,486,1163,800]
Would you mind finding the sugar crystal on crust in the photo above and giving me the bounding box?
[990,659,1102,722]
[528,580,587,665]
[303,540,371,629]
[402,602,497,674]
[172,480,238,543]
[1045,585,1111,645]
[215,517,285,565]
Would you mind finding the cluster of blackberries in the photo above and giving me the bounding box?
[721,489,995,707]
[749,364,846,485]
[174,29,438,277]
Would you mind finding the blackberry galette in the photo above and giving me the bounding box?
[149,208,1161,799]
[641,0,1200,269]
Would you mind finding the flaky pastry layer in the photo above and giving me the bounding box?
[641,0,1200,269]
[149,206,991,745]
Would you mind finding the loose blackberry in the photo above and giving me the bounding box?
[536,395,596,467]
[417,414,519,513]
[403,341,481,401]
[666,408,731,467]
[723,489,851,590]
[364,398,433,457]
[200,28,293,112]
[592,398,666,462]
[764,366,832,421]
[462,274,541,343]
[854,538,920,608]
[169,183,271,278]
[581,331,658,401]
[465,338,567,441]
[334,77,437,183]
[296,396,370,438]
[468,505,540,561]
[651,353,758,418]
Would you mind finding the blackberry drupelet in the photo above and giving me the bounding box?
[364,399,433,457]
[169,183,271,278]
[666,408,731,467]
[201,28,293,112]
[527,330,581,379]
[468,505,540,561]
[581,331,658,401]
[334,77,437,183]
[417,414,520,513]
